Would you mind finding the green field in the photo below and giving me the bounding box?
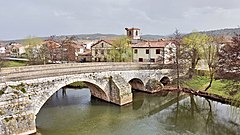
[182,76,240,99]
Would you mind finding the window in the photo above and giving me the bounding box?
[139,58,143,62]
[129,31,132,36]
[156,49,160,54]
[134,49,138,54]
[107,50,110,54]
[101,50,104,55]
[95,50,98,55]
[101,43,104,48]
[136,31,138,36]
[146,49,149,54]
[150,58,155,62]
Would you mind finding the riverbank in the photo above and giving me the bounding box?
[171,76,240,106]
[163,87,240,107]
[2,61,27,67]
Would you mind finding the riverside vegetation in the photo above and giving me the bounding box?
[182,76,240,99]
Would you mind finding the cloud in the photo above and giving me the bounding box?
[0,0,240,40]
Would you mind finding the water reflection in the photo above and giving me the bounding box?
[36,88,240,135]
[158,94,240,135]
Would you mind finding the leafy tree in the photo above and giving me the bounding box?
[107,37,132,62]
[23,36,43,47]
[201,36,218,91]
[182,32,208,78]
[23,36,44,64]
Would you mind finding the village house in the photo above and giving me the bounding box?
[131,40,176,64]
[78,49,92,62]
[8,42,26,57]
[0,44,6,57]
[125,28,176,64]
[91,40,113,62]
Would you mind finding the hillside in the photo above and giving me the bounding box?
[201,28,240,37]
[2,27,240,43]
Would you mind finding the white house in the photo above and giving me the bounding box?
[9,43,26,57]
[131,40,176,64]
[0,45,6,54]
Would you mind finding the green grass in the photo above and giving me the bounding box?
[68,82,87,88]
[3,61,27,67]
[182,76,240,99]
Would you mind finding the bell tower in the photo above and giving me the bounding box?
[125,27,141,40]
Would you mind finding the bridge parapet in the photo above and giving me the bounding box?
[0,63,176,83]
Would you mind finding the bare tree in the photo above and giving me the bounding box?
[173,29,182,89]
[0,55,4,72]
[218,33,240,80]
[61,36,77,63]
[23,36,44,65]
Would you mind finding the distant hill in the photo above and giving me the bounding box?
[141,35,165,40]
[53,33,165,41]
[57,33,122,40]
[3,33,166,43]
[200,28,240,37]
[2,27,240,43]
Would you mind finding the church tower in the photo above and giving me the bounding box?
[125,27,141,40]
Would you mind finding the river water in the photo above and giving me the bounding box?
[36,88,240,135]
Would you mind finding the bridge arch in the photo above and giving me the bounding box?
[128,78,145,91]
[33,78,109,115]
[160,76,171,86]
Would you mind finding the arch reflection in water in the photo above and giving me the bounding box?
[36,88,240,135]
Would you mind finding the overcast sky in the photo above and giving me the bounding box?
[0,0,240,40]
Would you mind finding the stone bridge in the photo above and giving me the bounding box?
[0,62,176,135]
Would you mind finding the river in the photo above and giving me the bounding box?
[36,88,240,135]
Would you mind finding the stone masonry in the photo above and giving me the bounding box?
[0,63,176,135]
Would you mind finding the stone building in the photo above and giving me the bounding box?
[91,40,113,62]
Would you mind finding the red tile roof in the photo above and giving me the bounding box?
[70,44,84,49]
[131,40,172,48]
[91,40,113,47]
